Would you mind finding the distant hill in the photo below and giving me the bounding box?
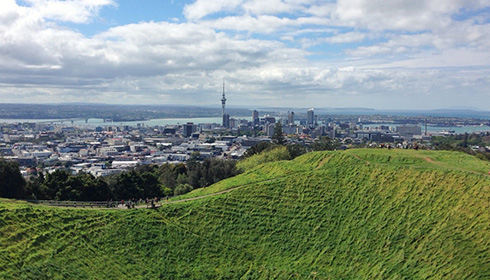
[1,149,489,279]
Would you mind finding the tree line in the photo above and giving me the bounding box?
[0,157,239,201]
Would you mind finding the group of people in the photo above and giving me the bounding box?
[379,143,420,150]
[112,197,170,209]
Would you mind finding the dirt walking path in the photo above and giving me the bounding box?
[316,156,332,169]
[351,154,370,165]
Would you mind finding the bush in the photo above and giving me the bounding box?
[174,184,193,196]
[0,160,26,198]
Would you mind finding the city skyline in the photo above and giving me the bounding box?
[1,1,490,110]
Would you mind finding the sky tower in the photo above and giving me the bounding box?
[221,79,230,128]
[221,79,226,116]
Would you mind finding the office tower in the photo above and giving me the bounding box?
[288,111,295,126]
[307,108,315,128]
[183,122,196,137]
[252,110,259,125]
[223,114,230,129]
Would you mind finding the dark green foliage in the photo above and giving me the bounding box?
[311,136,341,151]
[106,165,164,199]
[0,159,25,198]
[199,158,240,187]
[159,163,177,190]
[243,141,275,158]
[110,171,144,199]
[185,158,240,189]
[4,158,239,201]
[272,121,285,145]
[286,143,307,158]
[30,170,111,201]
[174,183,193,196]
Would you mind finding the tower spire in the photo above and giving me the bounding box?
[221,78,226,117]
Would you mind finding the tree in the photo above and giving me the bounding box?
[203,158,239,187]
[0,160,26,198]
[159,164,177,190]
[186,160,204,188]
[176,173,188,186]
[42,169,70,200]
[140,171,161,198]
[311,136,341,151]
[174,183,193,196]
[286,144,307,159]
[111,171,141,199]
[272,122,286,145]
[190,151,201,161]
[243,142,275,158]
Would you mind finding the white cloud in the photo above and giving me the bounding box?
[242,0,305,15]
[183,0,244,21]
[21,0,115,23]
[334,0,479,31]
[1,0,490,109]
[324,31,367,44]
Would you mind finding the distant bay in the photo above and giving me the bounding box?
[0,117,252,127]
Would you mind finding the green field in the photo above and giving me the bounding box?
[1,149,489,279]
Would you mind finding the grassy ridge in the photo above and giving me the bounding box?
[1,149,489,279]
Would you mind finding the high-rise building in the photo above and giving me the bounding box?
[307,108,315,128]
[252,110,259,125]
[223,114,230,129]
[183,122,196,137]
[288,111,295,126]
[396,124,421,139]
[264,115,276,124]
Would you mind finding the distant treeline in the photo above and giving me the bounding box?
[0,158,239,201]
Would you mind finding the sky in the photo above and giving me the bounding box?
[1,0,490,110]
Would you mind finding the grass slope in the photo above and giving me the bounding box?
[1,149,489,279]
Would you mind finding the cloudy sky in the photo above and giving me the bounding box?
[1,0,490,110]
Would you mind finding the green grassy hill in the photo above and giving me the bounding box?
[1,149,489,279]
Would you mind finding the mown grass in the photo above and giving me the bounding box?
[1,149,489,279]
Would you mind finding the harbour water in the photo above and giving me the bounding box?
[0,117,251,127]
